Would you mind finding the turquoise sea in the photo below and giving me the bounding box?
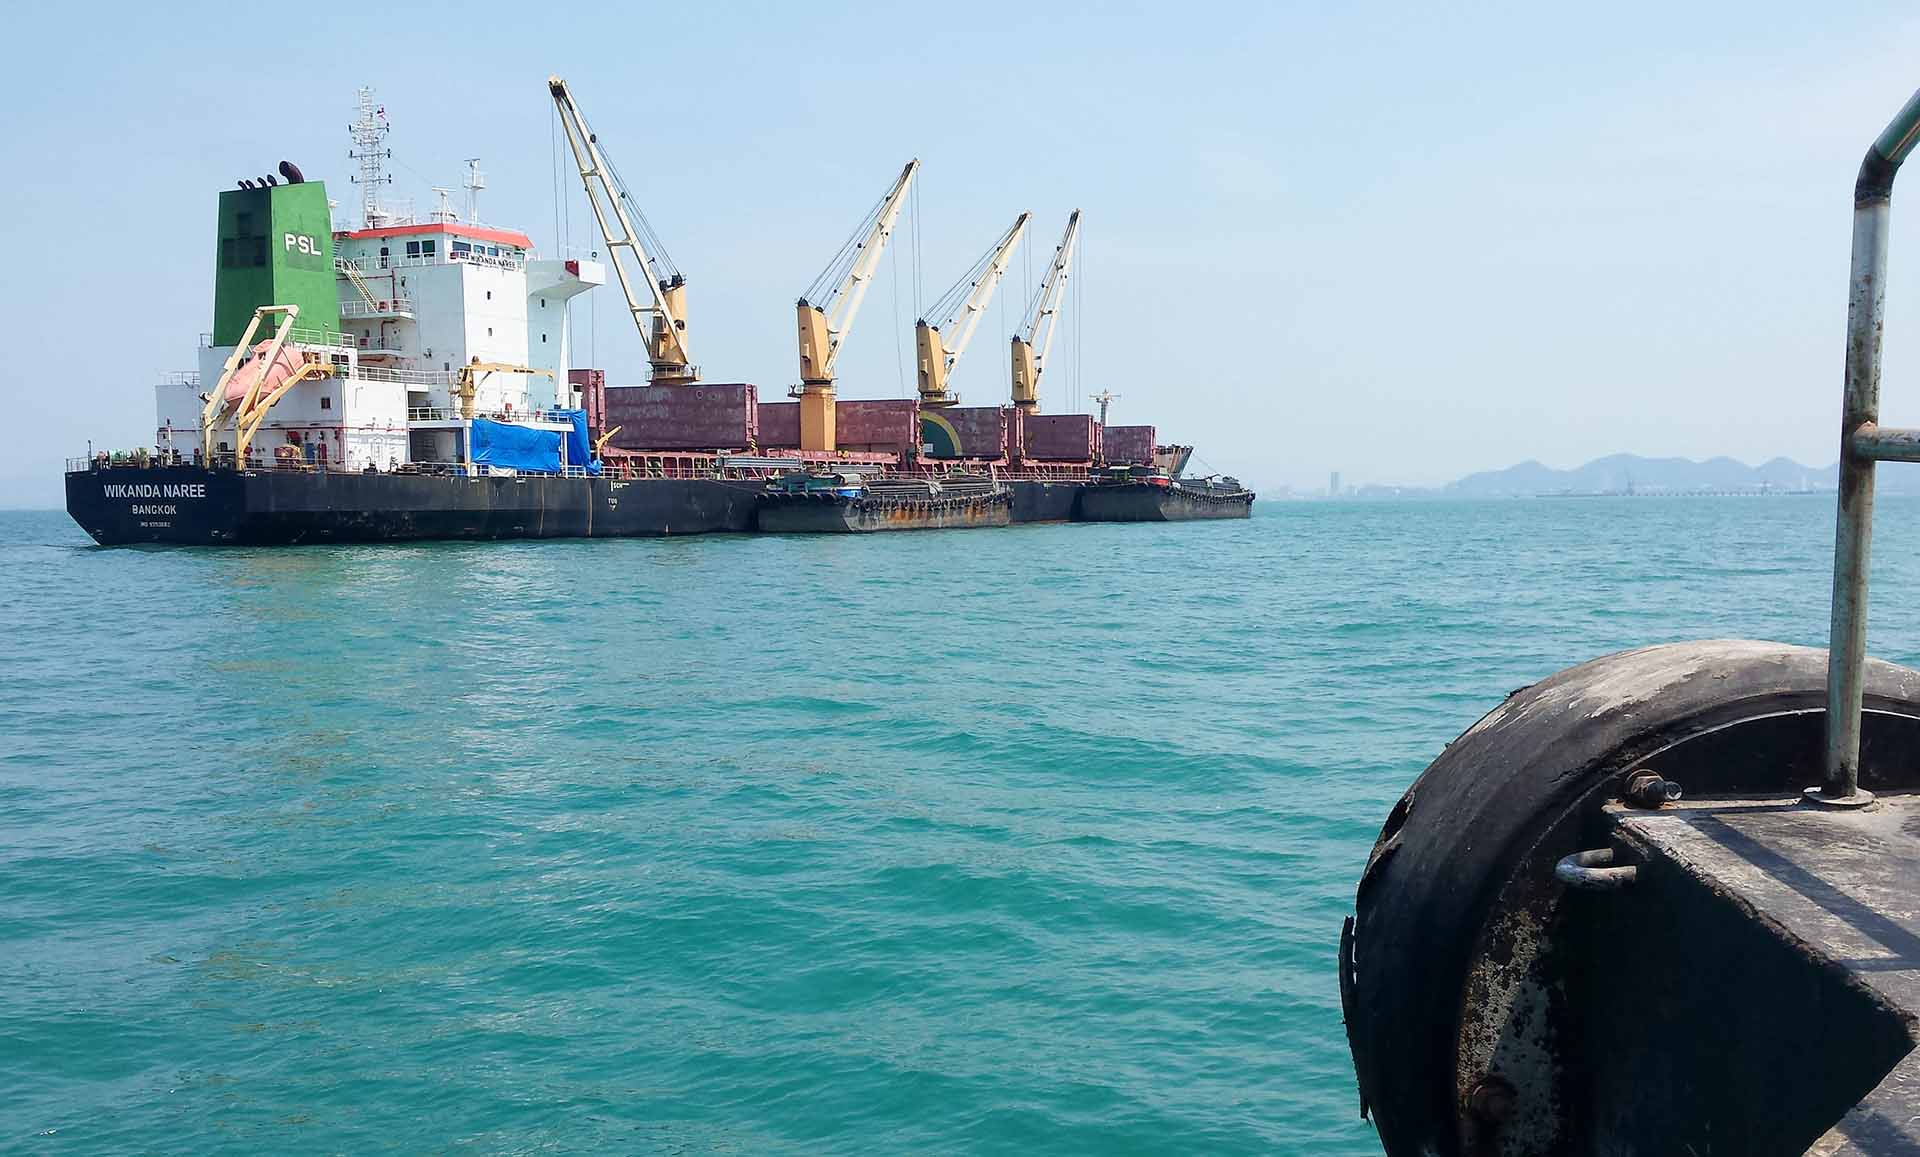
[9,497,1920,1154]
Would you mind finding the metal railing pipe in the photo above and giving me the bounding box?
[1851,422,1920,462]
[1825,86,1920,801]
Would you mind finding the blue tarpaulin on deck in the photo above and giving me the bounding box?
[470,418,562,473]
[547,408,600,475]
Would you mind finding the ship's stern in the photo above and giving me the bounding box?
[65,462,247,545]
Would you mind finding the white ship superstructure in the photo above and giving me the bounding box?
[155,89,604,473]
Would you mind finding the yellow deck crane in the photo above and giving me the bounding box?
[455,358,556,419]
[794,159,919,452]
[549,76,696,384]
[916,212,1030,408]
[1010,209,1081,412]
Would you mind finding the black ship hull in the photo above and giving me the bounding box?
[757,489,1013,534]
[65,465,764,546]
[1007,480,1083,523]
[1076,482,1254,522]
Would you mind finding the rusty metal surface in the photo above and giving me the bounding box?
[756,401,800,448]
[568,368,607,435]
[1102,424,1157,465]
[1024,413,1103,460]
[1827,86,1920,800]
[833,400,920,452]
[1852,422,1920,462]
[923,405,1009,458]
[756,487,1011,533]
[605,383,759,450]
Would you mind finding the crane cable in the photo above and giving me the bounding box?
[923,239,999,328]
[892,240,906,397]
[912,180,923,320]
[804,186,888,307]
[999,268,1007,394]
[1018,236,1033,394]
[596,137,680,283]
[1074,228,1084,413]
[550,106,562,257]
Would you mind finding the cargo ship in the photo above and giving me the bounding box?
[65,82,1250,547]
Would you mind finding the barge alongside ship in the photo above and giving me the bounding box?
[756,474,1011,534]
[1075,467,1253,522]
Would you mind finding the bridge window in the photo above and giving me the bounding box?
[421,239,436,257]
[320,396,332,411]
[405,240,421,258]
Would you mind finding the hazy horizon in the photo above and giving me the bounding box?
[7,1,1920,507]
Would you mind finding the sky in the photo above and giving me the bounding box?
[6,1,1920,505]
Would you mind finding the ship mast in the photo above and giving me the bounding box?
[347,87,392,229]
[463,158,485,223]
[1090,389,1118,427]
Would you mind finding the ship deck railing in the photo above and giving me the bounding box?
[339,297,416,320]
[68,454,796,483]
[195,328,357,352]
[360,368,457,388]
[68,451,1105,485]
[405,405,561,422]
[334,251,526,274]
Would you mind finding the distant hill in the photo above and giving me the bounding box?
[1443,454,1838,497]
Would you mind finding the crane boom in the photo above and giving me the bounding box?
[548,76,695,383]
[1010,209,1080,411]
[794,159,919,452]
[916,211,1030,407]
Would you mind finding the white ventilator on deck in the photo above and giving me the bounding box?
[916,212,1030,407]
[548,75,695,384]
[1010,210,1080,412]
[793,159,920,452]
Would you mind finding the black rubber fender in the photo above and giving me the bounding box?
[1342,639,1920,1156]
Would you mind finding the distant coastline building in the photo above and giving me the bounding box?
[1330,471,1342,498]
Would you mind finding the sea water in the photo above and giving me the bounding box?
[8,497,1920,1154]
